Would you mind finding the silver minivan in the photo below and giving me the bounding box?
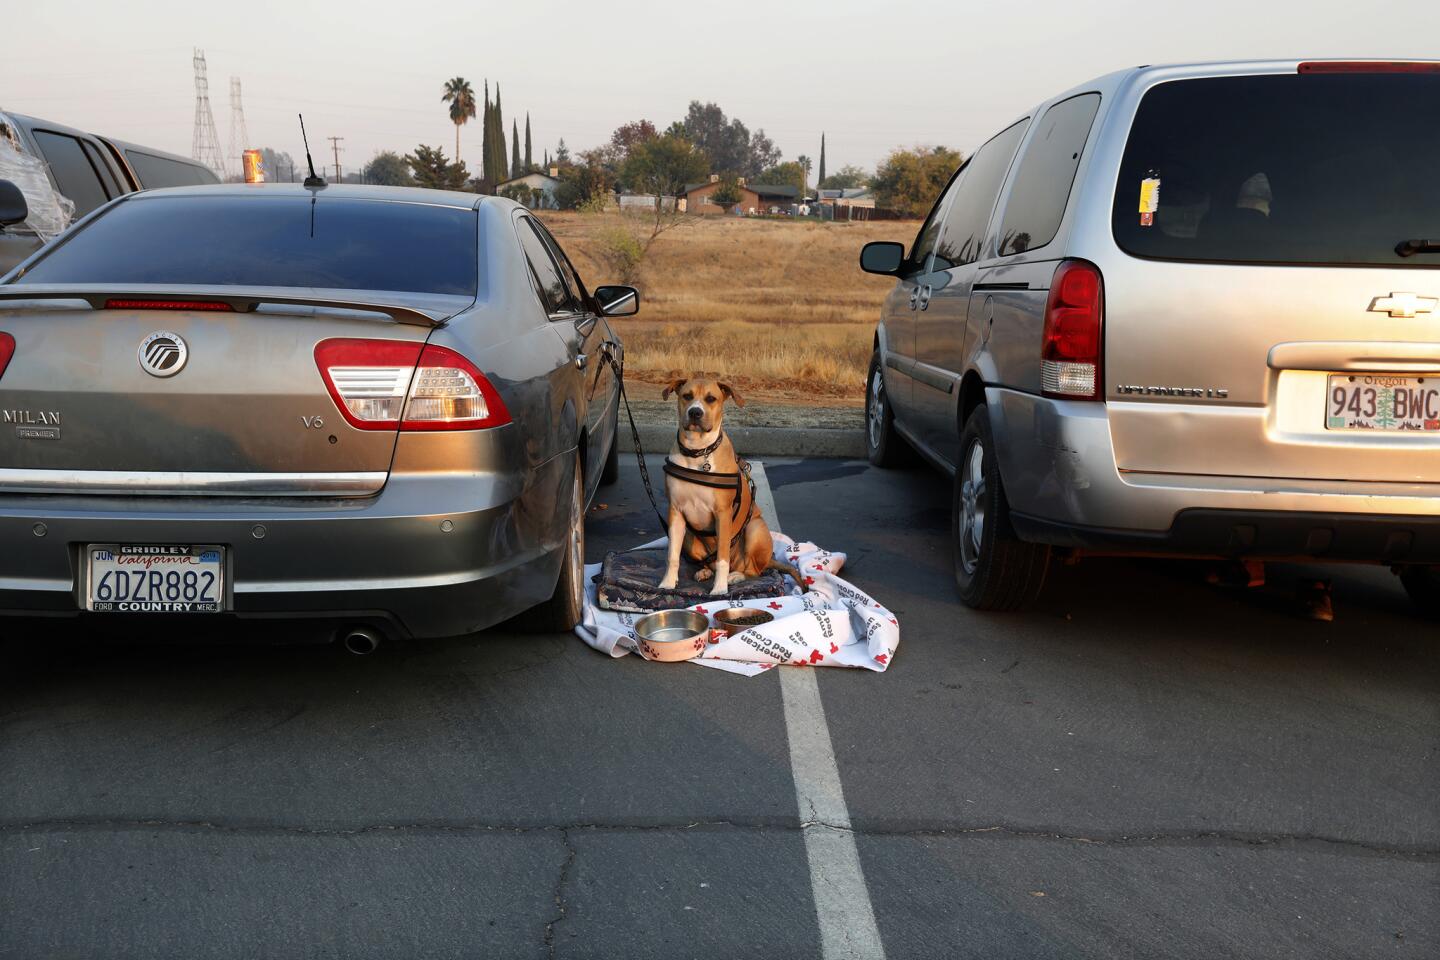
[861,59,1440,612]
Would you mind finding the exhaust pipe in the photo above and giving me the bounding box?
[340,626,383,656]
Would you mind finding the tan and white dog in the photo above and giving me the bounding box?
[657,376,806,595]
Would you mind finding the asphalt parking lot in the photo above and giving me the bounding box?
[1,455,1436,959]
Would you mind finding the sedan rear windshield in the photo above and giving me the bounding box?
[1113,73,1440,267]
[16,195,479,295]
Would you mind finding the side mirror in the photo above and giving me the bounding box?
[593,284,640,317]
[859,241,905,276]
[0,180,27,231]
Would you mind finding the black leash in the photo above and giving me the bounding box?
[600,345,669,532]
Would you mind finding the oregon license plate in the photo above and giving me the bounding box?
[86,544,226,612]
[1325,374,1440,432]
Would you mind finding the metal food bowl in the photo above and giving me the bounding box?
[711,607,776,636]
[634,609,710,662]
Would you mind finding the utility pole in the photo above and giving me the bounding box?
[327,136,344,183]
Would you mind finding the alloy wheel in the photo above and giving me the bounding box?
[868,369,885,449]
[958,438,986,575]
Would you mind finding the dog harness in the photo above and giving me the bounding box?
[662,430,758,564]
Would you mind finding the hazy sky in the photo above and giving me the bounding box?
[4,0,1438,178]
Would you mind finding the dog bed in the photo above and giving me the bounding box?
[594,546,788,613]
[576,533,899,677]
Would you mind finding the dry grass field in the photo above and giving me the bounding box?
[537,211,916,406]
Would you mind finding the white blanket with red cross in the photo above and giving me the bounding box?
[574,533,898,677]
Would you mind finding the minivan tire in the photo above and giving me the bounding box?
[866,352,909,467]
[953,407,1050,610]
[1397,565,1440,618]
[531,455,586,632]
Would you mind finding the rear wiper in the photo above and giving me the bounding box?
[1396,238,1440,257]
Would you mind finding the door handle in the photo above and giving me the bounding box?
[917,284,932,311]
[576,353,588,370]
[909,287,920,311]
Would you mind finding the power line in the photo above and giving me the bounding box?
[228,76,250,170]
[190,49,227,180]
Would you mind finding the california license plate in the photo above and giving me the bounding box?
[86,544,226,612]
[1325,374,1440,432]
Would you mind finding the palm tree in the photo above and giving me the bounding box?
[441,77,477,165]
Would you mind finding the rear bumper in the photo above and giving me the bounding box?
[0,455,573,639]
[988,387,1440,561]
[1011,509,1440,563]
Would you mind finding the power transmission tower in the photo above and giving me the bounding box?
[228,76,251,171]
[327,136,344,183]
[191,49,227,180]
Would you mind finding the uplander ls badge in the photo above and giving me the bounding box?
[1116,384,1229,399]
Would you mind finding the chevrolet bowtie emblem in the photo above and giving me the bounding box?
[1369,292,1438,318]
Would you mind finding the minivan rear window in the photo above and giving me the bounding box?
[1113,73,1440,267]
[15,195,479,296]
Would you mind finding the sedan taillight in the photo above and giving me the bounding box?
[0,333,13,381]
[314,338,511,431]
[1041,260,1104,401]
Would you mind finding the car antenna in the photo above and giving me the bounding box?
[298,114,326,188]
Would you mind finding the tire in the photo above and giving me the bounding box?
[599,406,621,486]
[952,407,1051,610]
[531,456,586,632]
[1398,566,1440,618]
[866,351,909,467]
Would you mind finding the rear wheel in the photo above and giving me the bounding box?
[953,407,1050,610]
[532,456,586,632]
[1397,566,1440,618]
[866,352,908,467]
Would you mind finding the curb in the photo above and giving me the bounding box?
[624,423,865,459]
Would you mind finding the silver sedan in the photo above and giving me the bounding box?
[0,183,635,642]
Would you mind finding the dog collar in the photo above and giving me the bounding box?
[676,430,724,461]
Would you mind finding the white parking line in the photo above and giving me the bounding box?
[750,463,887,960]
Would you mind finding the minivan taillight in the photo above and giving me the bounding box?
[0,332,14,381]
[314,338,512,431]
[1041,260,1103,401]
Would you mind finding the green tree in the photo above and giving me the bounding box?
[363,150,413,187]
[554,148,615,210]
[871,145,964,217]
[622,133,709,220]
[796,154,812,197]
[405,144,469,191]
[441,77,476,165]
[554,138,571,167]
[679,101,780,177]
[511,119,522,178]
[524,113,534,172]
[760,161,806,198]
[709,177,744,208]
[488,84,507,185]
[817,133,826,192]
[257,147,296,182]
[820,164,869,190]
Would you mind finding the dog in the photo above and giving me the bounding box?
[656,376,806,595]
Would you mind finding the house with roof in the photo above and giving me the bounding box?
[496,169,562,209]
[817,187,875,209]
[681,175,800,215]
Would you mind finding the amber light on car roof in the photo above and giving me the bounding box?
[104,299,235,312]
[1298,61,1440,74]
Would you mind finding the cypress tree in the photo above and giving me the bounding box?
[818,133,827,189]
[481,80,493,184]
[511,120,521,178]
[524,113,533,172]
[491,84,507,186]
